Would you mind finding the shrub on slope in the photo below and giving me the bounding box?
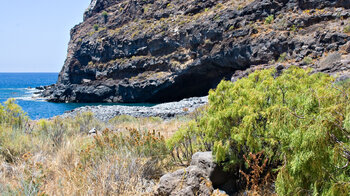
[169,67,350,195]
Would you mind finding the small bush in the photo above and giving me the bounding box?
[290,24,297,32]
[277,52,287,62]
[93,24,99,31]
[228,25,235,31]
[344,25,350,33]
[303,56,313,64]
[0,99,31,162]
[264,15,274,24]
[102,11,108,23]
[0,98,28,128]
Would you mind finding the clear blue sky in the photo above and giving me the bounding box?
[0,0,91,72]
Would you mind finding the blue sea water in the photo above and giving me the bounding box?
[0,73,154,120]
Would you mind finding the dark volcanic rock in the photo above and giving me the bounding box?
[42,0,350,103]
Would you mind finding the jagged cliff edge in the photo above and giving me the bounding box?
[41,0,350,103]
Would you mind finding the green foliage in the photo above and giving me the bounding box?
[214,14,221,21]
[277,52,287,62]
[167,106,210,165]
[264,15,274,24]
[102,11,108,23]
[170,67,350,195]
[0,99,28,128]
[228,25,235,31]
[167,120,209,165]
[290,24,297,32]
[344,25,350,33]
[36,118,66,148]
[303,56,313,65]
[0,99,31,162]
[93,24,99,31]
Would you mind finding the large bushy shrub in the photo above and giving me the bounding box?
[170,67,350,195]
[0,99,31,162]
[0,98,28,128]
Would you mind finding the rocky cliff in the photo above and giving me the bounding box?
[42,0,350,103]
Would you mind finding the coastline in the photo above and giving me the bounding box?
[3,85,207,120]
[59,96,208,121]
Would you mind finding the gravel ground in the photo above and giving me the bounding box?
[60,96,208,121]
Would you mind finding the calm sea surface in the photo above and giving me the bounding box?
[0,73,153,119]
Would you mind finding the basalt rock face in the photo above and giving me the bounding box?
[43,0,350,103]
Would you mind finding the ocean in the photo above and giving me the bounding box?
[0,73,154,120]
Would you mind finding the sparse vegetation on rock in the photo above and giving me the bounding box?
[93,24,99,31]
[264,15,274,24]
[41,0,350,103]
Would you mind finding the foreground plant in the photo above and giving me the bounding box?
[171,67,350,195]
[0,102,181,195]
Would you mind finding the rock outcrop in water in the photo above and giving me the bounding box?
[42,0,350,103]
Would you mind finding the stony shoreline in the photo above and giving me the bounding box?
[59,96,208,121]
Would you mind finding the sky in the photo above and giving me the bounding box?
[0,0,91,72]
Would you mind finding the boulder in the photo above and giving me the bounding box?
[341,41,350,54]
[318,52,342,71]
[156,152,235,196]
[156,165,213,196]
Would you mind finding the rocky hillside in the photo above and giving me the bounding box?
[42,0,350,103]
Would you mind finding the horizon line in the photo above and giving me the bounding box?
[0,71,60,73]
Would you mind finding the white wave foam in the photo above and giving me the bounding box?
[0,88,27,91]
[14,96,47,102]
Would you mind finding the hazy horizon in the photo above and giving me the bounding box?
[0,71,59,73]
[0,0,91,73]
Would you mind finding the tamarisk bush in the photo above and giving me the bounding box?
[170,67,350,195]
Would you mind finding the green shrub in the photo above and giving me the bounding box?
[0,99,32,162]
[290,24,297,32]
[277,52,287,62]
[170,67,350,195]
[0,99,28,128]
[264,15,274,24]
[102,11,108,23]
[344,25,350,33]
[167,120,210,165]
[228,25,235,31]
[93,24,99,31]
[303,56,313,64]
